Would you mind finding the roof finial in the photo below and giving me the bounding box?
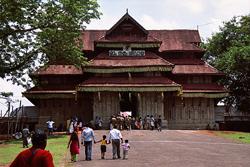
[126,8,128,14]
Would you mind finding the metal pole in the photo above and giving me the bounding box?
[21,105,24,130]
[15,101,21,133]
[7,101,10,139]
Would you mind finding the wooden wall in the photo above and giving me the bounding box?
[36,93,93,130]
[93,92,120,126]
[164,96,215,129]
[138,92,164,118]
[35,93,216,130]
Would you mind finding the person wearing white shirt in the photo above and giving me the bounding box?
[108,125,123,159]
[81,123,95,161]
[46,119,55,136]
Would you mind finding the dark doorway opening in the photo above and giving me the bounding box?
[119,92,138,117]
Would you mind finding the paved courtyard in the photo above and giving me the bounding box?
[65,130,250,167]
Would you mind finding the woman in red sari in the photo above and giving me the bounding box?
[67,131,80,162]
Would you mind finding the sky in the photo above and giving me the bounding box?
[0,0,250,114]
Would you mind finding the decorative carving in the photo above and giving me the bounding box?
[109,50,145,56]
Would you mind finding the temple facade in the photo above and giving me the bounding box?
[24,13,228,130]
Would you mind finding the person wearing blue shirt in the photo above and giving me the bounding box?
[81,123,95,161]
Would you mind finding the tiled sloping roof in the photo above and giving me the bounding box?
[182,83,226,92]
[81,76,177,85]
[81,30,202,52]
[165,58,204,65]
[77,76,181,92]
[23,86,76,99]
[23,90,76,99]
[86,52,173,67]
[96,35,161,43]
[172,64,223,75]
[106,13,148,36]
[149,30,202,52]
[81,30,106,51]
[32,65,83,75]
[149,30,201,43]
[28,85,75,91]
[24,90,75,94]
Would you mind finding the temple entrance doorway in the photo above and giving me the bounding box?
[119,92,138,117]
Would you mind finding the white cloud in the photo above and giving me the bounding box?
[180,0,205,14]
[139,14,179,29]
[211,0,250,20]
[86,13,118,30]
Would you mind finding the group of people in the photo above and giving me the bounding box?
[139,115,162,131]
[12,113,164,166]
[109,114,162,131]
[10,123,130,167]
[68,123,130,162]
[68,117,84,134]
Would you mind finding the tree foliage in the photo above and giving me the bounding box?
[204,14,250,112]
[0,0,100,87]
[0,92,13,98]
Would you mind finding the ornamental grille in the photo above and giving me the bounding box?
[109,50,145,56]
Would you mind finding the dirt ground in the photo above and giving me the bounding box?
[63,130,250,167]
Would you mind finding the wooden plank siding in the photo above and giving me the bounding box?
[36,93,94,130]
[93,92,120,127]
[165,97,215,129]
[138,92,164,119]
[35,93,216,130]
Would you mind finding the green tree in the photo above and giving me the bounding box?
[204,14,250,112]
[0,0,100,87]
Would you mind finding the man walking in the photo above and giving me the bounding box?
[81,123,95,161]
[108,125,123,159]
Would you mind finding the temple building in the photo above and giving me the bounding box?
[23,13,228,130]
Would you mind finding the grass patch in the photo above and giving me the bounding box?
[46,135,69,166]
[214,131,250,144]
[0,135,69,166]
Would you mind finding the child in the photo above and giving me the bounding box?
[67,131,80,162]
[122,139,130,160]
[95,135,108,159]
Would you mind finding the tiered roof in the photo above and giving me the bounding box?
[77,76,180,92]
[181,83,228,98]
[82,13,202,52]
[83,51,173,73]
[172,64,223,75]
[82,30,203,52]
[31,65,83,76]
[24,13,227,99]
